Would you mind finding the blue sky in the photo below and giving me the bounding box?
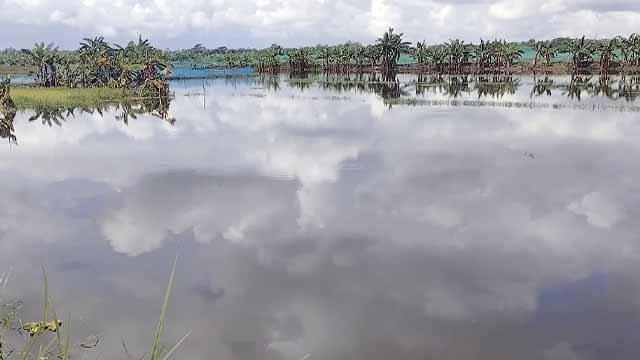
[1,0,639,49]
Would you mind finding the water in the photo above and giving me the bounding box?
[170,66,255,79]
[2,74,640,359]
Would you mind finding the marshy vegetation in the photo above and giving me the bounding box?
[0,36,173,112]
[0,261,188,360]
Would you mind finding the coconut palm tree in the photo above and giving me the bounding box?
[375,28,411,70]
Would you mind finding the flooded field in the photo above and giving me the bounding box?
[2,74,640,359]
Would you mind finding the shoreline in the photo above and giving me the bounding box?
[167,62,640,81]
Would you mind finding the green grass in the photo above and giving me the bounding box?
[10,86,133,109]
[150,257,191,360]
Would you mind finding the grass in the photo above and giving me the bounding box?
[150,256,191,360]
[0,259,189,360]
[10,86,132,109]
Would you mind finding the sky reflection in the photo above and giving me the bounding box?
[1,76,640,359]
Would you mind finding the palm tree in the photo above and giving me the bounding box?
[532,41,556,68]
[595,39,618,76]
[353,46,367,72]
[444,39,471,73]
[318,46,333,71]
[563,36,595,73]
[79,37,114,86]
[473,39,493,73]
[22,42,60,87]
[493,40,523,69]
[56,52,81,87]
[615,34,640,69]
[415,41,430,71]
[290,48,312,72]
[540,43,557,67]
[365,45,380,68]
[427,45,448,73]
[0,77,16,142]
[375,28,411,70]
[0,77,15,110]
[503,42,524,68]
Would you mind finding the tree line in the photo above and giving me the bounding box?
[176,30,640,75]
[2,30,640,77]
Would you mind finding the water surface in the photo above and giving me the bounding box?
[2,74,640,360]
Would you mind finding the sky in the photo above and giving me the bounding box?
[1,0,640,49]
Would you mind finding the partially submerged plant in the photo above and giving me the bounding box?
[0,259,189,360]
[148,257,191,360]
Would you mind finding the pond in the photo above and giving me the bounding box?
[2,73,640,360]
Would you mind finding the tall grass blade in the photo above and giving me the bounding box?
[61,315,70,360]
[159,330,191,360]
[20,335,36,360]
[150,256,177,360]
[38,267,50,359]
[121,338,132,360]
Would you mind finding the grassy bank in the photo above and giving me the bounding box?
[10,86,133,109]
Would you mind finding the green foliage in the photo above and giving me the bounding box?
[375,27,412,70]
[149,257,190,360]
[562,36,596,72]
[2,32,640,78]
[15,36,171,97]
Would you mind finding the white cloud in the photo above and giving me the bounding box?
[1,0,640,48]
[568,191,626,229]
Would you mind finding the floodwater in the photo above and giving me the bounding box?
[2,74,640,360]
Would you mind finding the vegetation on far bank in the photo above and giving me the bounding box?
[1,30,640,79]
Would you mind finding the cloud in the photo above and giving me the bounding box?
[568,191,626,229]
[101,171,300,255]
[1,0,640,48]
